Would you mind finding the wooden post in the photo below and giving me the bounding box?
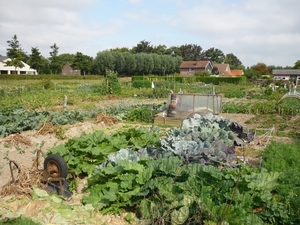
[63,95,68,111]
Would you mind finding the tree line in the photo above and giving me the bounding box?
[2,35,300,79]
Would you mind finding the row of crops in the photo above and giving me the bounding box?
[223,98,300,116]
[0,104,165,138]
[39,112,300,224]
[2,80,300,117]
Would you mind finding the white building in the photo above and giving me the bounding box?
[0,56,37,75]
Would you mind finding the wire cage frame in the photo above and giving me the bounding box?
[167,93,223,118]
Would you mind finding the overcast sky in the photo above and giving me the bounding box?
[0,0,299,68]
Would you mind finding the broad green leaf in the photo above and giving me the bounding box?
[246,171,280,191]
[119,173,136,190]
[118,187,141,202]
[117,160,145,173]
[171,206,189,225]
[136,167,153,184]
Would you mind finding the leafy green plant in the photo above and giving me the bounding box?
[83,156,285,224]
[106,70,121,95]
[77,113,297,224]
[132,79,151,88]
[224,89,246,98]
[278,98,300,116]
[222,102,250,113]
[104,103,164,123]
[0,89,5,97]
[16,147,25,154]
[219,84,250,98]
[159,113,243,165]
[127,105,158,123]
[0,109,86,137]
[47,127,160,176]
[54,125,66,139]
[262,141,300,224]
[250,100,277,115]
[4,150,10,161]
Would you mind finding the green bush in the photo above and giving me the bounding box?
[132,79,151,88]
[278,98,300,116]
[250,100,277,115]
[195,76,246,85]
[127,105,158,123]
[91,83,107,95]
[41,79,55,90]
[91,71,121,95]
[224,89,246,98]
[264,87,273,96]
[222,102,250,113]
[131,75,246,85]
[106,70,121,94]
[194,71,210,77]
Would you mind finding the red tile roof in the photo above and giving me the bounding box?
[180,60,211,69]
[213,63,230,73]
[230,70,244,76]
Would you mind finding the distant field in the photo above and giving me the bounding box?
[0,76,132,88]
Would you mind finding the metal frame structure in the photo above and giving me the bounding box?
[167,93,223,118]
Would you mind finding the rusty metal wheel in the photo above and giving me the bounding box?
[44,154,68,178]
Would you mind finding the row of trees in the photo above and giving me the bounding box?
[3,35,300,79]
[4,35,94,75]
[3,36,245,75]
[94,51,182,76]
[112,40,244,69]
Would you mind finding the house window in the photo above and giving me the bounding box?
[189,68,194,72]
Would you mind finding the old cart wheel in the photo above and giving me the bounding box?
[44,154,68,178]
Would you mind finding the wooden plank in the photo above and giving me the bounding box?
[154,116,182,126]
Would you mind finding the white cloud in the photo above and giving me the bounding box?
[168,0,300,66]
[0,0,126,57]
[0,0,299,66]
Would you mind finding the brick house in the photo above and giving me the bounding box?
[62,62,81,75]
[213,63,232,76]
[180,60,243,76]
[179,60,213,76]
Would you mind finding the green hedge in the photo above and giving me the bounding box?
[132,75,246,84]
[195,76,246,84]
[1,74,246,84]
